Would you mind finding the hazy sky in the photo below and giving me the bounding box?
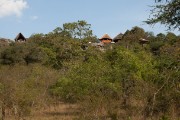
[0,0,179,39]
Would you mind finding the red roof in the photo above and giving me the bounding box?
[99,34,112,40]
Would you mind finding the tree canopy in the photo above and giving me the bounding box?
[0,20,179,119]
[145,0,180,30]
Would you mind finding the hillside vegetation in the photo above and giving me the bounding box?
[0,21,179,120]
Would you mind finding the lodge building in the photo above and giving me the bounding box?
[15,33,26,42]
[99,33,112,44]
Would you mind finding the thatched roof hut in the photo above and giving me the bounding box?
[15,33,26,42]
[139,38,149,44]
[113,33,123,43]
[99,34,112,44]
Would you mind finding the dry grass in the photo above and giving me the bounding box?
[6,102,79,120]
[4,100,180,120]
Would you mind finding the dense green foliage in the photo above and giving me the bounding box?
[0,21,179,119]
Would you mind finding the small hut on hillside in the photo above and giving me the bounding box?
[15,33,26,42]
[139,38,149,47]
[113,33,123,43]
[99,34,112,44]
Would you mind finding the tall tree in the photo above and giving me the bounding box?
[145,0,180,30]
[63,20,93,39]
[121,26,147,49]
